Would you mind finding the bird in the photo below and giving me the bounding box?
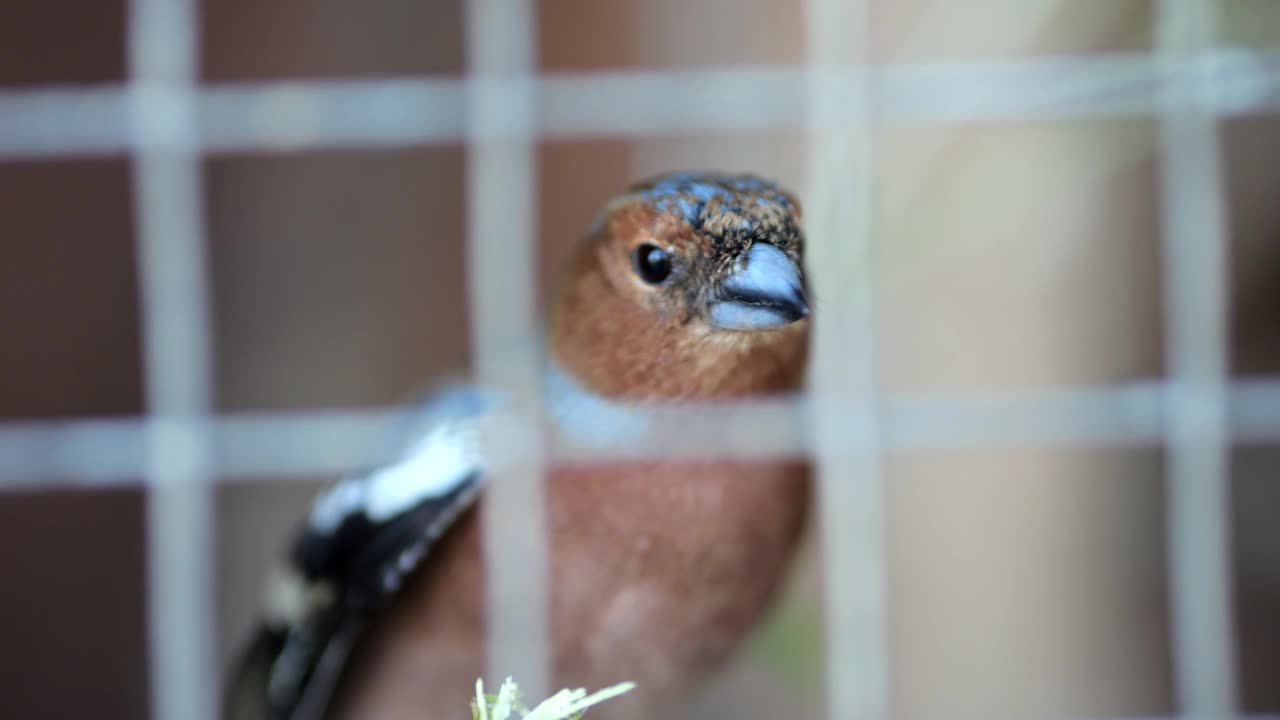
[223,171,813,720]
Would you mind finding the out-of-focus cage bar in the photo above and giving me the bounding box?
[805,1,890,720]
[127,1,217,720]
[3,51,1280,158]
[463,0,552,699]
[1156,0,1238,716]
[8,381,1280,488]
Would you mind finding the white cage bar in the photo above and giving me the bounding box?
[1156,1,1239,717]
[805,1,890,719]
[127,1,218,719]
[3,50,1280,159]
[7,381,1280,489]
[463,0,552,701]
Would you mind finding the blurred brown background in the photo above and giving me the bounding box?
[1,1,1277,718]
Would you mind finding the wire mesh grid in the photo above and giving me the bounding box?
[2,1,1279,719]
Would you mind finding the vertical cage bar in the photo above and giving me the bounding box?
[1155,1,1239,717]
[805,1,890,720]
[463,0,551,700]
[127,1,216,719]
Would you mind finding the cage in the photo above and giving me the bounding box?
[1,1,1279,719]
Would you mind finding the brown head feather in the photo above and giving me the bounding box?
[548,172,810,400]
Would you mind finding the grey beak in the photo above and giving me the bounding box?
[709,243,810,331]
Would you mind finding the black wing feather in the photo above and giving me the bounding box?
[223,384,491,720]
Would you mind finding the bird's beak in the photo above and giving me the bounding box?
[709,243,810,331]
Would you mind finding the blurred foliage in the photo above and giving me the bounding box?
[471,677,635,720]
[748,588,825,695]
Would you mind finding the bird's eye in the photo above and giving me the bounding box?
[633,244,673,285]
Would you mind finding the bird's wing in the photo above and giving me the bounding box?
[223,384,493,720]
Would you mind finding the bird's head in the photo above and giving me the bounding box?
[549,172,811,400]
